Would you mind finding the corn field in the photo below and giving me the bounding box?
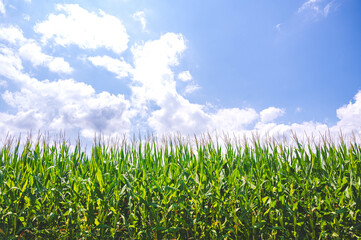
[0,134,360,239]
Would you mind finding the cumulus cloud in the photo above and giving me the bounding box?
[0,45,29,82]
[0,31,132,138]
[0,26,26,45]
[130,32,206,131]
[0,4,359,142]
[1,77,132,138]
[0,26,73,74]
[88,55,133,78]
[107,31,337,138]
[333,91,361,135]
[47,58,73,74]
[260,107,285,123]
[131,33,186,110]
[129,33,260,135]
[251,92,361,142]
[34,4,129,54]
[84,16,361,141]
[148,93,210,134]
[87,32,206,135]
[178,70,192,82]
[19,42,73,74]
[210,108,258,132]
[132,11,146,31]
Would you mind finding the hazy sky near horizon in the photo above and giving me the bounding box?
[0,0,360,140]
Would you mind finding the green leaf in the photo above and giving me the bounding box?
[96,167,104,191]
[335,208,347,214]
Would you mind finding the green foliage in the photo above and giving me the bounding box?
[0,135,360,239]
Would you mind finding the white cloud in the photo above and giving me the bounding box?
[210,108,258,132]
[1,12,359,142]
[0,34,132,138]
[252,91,361,142]
[131,33,186,109]
[298,0,321,13]
[254,121,330,142]
[0,45,30,82]
[47,58,73,74]
[333,91,361,135]
[184,83,200,95]
[148,93,211,134]
[275,23,281,31]
[298,0,337,17]
[132,11,146,31]
[178,71,200,95]
[0,26,26,45]
[90,33,198,135]
[0,111,43,135]
[34,4,129,54]
[0,0,5,15]
[19,42,73,74]
[87,33,205,134]
[323,1,335,17]
[178,70,192,82]
[260,107,285,123]
[1,77,133,138]
[129,33,204,134]
[0,26,73,74]
[129,33,261,135]
[88,55,133,78]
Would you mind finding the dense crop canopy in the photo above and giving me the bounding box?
[0,135,360,239]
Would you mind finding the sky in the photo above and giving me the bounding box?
[0,0,360,141]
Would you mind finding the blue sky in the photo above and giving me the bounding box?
[0,0,360,140]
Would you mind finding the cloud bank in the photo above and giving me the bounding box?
[0,3,360,142]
